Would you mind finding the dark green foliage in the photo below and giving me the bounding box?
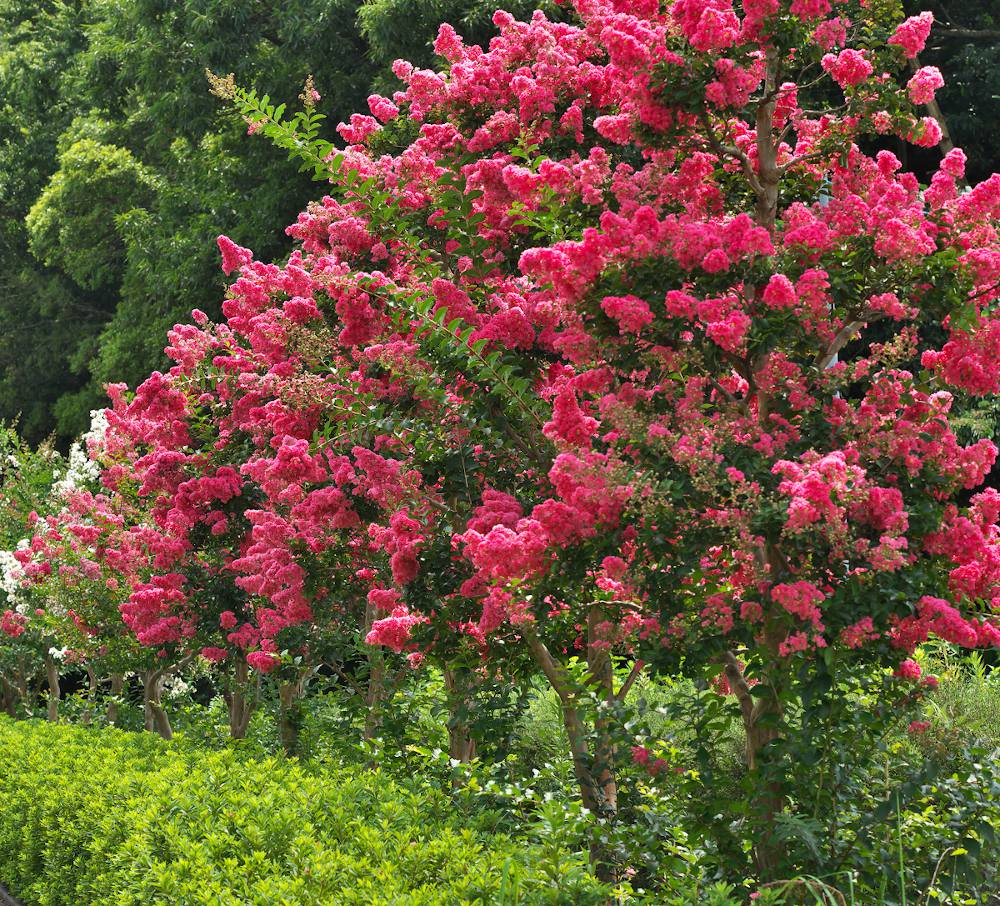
[26,138,157,291]
[0,1,95,440]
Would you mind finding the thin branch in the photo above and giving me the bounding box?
[328,660,366,699]
[933,27,1000,39]
[815,315,876,372]
[614,659,646,703]
[699,110,763,196]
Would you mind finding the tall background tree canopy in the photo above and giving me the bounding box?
[0,0,547,443]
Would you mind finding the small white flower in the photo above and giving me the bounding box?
[48,408,110,498]
[0,549,24,606]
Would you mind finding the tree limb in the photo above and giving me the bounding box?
[614,659,646,703]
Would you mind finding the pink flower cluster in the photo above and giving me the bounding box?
[821,50,873,89]
[888,12,934,59]
[907,66,944,106]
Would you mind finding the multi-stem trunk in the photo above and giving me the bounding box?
[45,654,60,723]
[142,656,194,740]
[142,668,174,740]
[224,658,257,739]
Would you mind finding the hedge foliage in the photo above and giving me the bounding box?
[0,719,607,905]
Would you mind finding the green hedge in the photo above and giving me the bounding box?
[0,719,606,905]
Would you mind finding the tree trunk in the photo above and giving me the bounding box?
[524,629,619,884]
[588,608,617,808]
[754,46,781,232]
[142,669,173,740]
[45,654,60,723]
[277,673,309,756]
[361,595,387,747]
[81,664,99,725]
[724,651,785,879]
[362,653,385,746]
[587,608,619,884]
[107,672,125,726]
[14,657,31,712]
[0,676,17,717]
[443,666,478,764]
[224,658,256,739]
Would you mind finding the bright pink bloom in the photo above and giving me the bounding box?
[822,50,873,88]
[907,66,944,105]
[888,12,934,59]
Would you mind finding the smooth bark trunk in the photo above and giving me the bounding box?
[0,676,17,717]
[224,659,257,739]
[142,656,194,740]
[754,46,781,232]
[724,650,785,879]
[142,669,173,740]
[107,672,125,726]
[362,653,385,745]
[587,608,619,884]
[278,672,309,756]
[524,627,620,884]
[741,41,792,868]
[443,667,478,764]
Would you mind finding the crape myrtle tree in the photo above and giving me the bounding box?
[0,427,64,719]
[5,0,1000,887]
[14,397,276,741]
[204,0,1000,880]
[0,414,144,726]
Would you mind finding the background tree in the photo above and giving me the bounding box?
[0,1,94,442]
